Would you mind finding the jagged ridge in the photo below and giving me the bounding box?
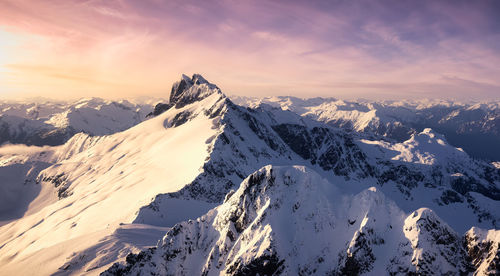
[104,165,496,275]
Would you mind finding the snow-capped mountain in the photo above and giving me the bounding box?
[0,98,157,146]
[0,74,498,275]
[104,166,497,275]
[232,96,500,161]
[146,91,500,231]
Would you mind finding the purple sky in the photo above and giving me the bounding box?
[1,0,499,100]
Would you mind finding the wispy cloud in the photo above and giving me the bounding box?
[0,0,499,100]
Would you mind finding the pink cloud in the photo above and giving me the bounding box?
[0,0,498,100]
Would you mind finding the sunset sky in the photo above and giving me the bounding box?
[1,0,499,100]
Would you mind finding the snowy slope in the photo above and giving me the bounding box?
[0,77,224,275]
[104,165,493,275]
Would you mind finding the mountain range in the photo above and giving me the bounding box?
[232,96,500,161]
[0,98,156,146]
[0,74,498,275]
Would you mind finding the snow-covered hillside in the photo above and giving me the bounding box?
[0,75,499,275]
[232,96,500,161]
[0,76,224,275]
[104,166,498,275]
[0,98,157,146]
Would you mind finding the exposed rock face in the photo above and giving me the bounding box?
[399,208,473,275]
[38,172,70,198]
[146,103,173,118]
[146,74,220,118]
[169,74,221,109]
[272,124,375,178]
[0,117,75,146]
[103,166,498,276]
[465,227,500,275]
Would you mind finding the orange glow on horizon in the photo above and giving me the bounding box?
[0,0,499,101]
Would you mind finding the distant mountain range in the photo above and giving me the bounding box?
[0,98,157,146]
[0,75,498,275]
[232,96,500,162]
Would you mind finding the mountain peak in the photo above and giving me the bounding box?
[420,128,443,138]
[169,74,223,109]
[409,129,465,154]
[191,74,209,85]
[148,74,224,117]
[180,73,209,85]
